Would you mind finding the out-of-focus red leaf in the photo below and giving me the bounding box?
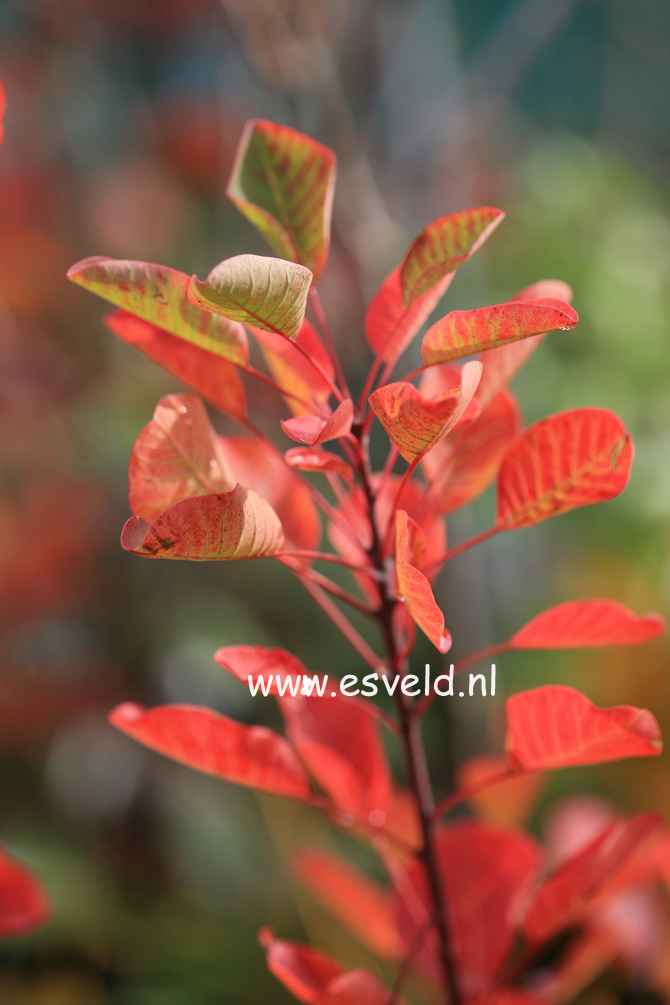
[109,703,310,799]
[280,693,391,819]
[423,389,521,513]
[506,686,662,770]
[399,207,505,306]
[509,599,665,650]
[68,257,248,363]
[368,361,481,462]
[106,310,247,418]
[282,399,353,446]
[214,645,310,695]
[293,849,403,958]
[496,408,633,529]
[395,511,450,652]
[365,266,453,364]
[314,969,389,1005]
[226,120,336,279]
[128,393,236,522]
[396,822,543,995]
[422,299,578,366]
[218,436,321,552]
[285,447,354,482]
[0,846,49,939]
[523,814,663,945]
[188,254,312,337]
[120,484,284,560]
[456,755,543,828]
[259,928,343,1002]
[252,320,334,415]
[476,280,573,410]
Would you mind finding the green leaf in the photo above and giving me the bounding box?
[227,119,336,279]
[188,254,312,338]
[399,207,504,307]
[67,257,248,365]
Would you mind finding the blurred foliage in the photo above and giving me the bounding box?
[0,0,669,1000]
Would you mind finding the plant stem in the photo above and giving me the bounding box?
[424,525,500,573]
[309,288,350,398]
[351,418,461,1005]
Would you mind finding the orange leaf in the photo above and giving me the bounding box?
[226,120,336,279]
[365,266,453,364]
[395,511,450,652]
[109,703,311,799]
[285,447,354,482]
[214,645,309,695]
[505,685,662,770]
[399,207,505,307]
[496,408,633,529]
[423,389,520,513]
[422,299,578,365]
[456,755,543,828]
[252,320,334,415]
[120,484,284,560]
[369,361,481,462]
[293,849,403,958]
[128,393,236,522]
[68,258,248,364]
[282,399,354,446]
[509,599,665,649]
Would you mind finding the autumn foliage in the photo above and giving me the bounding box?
[3,112,665,1002]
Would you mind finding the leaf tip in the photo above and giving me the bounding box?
[109,702,144,728]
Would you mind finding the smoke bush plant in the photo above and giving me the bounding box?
[65,121,668,1004]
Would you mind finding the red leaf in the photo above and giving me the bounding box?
[214,645,309,695]
[105,309,246,419]
[128,393,236,522]
[368,361,482,462]
[456,755,543,828]
[68,257,249,364]
[216,436,320,553]
[505,686,663,770]
[314,970,390,1005]
[259,929,343,1003]
[285,447,354,482]
[120,484,284,560]
[422,389,521,513]
[396,823,543,995]
[109,703,310,800]
[399,207,505,307]
[475,280,573,411]
[226,119,336,279]
[280,693,391,819]
[0,846,49,939]
[496,408,633,529]
[251,320,335,416]
[365,266,453,364]
[509,599,665,650]
[293,849,403,958]
[395,511,450,652]
[422,299,578,366]
[282,399,354,446]
[523,814,662,944]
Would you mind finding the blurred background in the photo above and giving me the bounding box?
[0,0,669,1001]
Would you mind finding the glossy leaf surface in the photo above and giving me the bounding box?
[226,119,336,278]
[284,447,353,481]
[109,703,310,799]
[281,399,354,446]
[496,408,633,529]
[506,686,662,770]
[121,484,284,560]
[188,254,312,337]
